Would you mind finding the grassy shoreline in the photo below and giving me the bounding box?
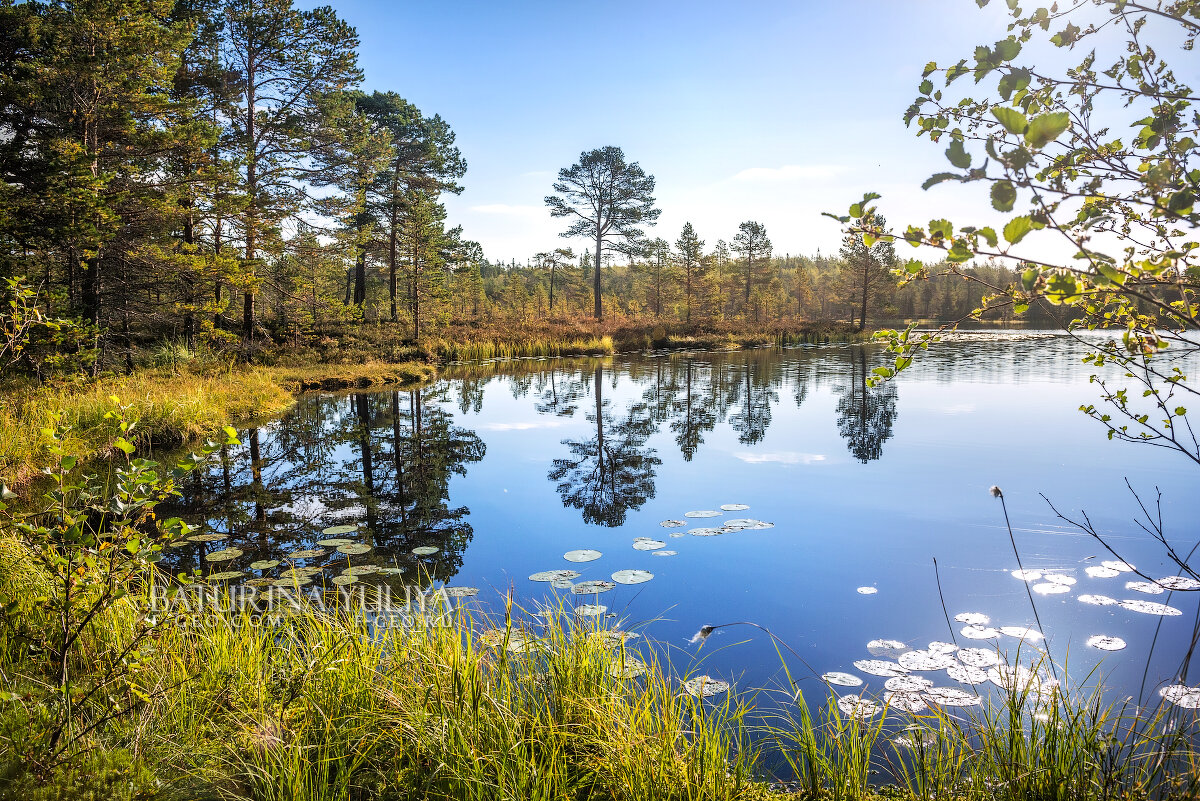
[0,361,436,490]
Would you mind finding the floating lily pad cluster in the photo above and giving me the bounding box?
[172,522,443,592]
[528,503,771,617]
[1008,560,1187,617]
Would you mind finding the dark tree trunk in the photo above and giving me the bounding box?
[594,234,603,321]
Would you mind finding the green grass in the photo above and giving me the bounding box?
[0,529,1196,800]
[0,360,435,489]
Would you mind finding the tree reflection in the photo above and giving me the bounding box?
[836,346,898,462]
[549,366,662,526]
[670,359,717,461]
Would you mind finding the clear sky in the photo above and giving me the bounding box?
[328,0,1030,264]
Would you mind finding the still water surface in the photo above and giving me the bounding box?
[161,331,1200,708]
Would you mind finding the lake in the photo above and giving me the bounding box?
[159,331,1200,714]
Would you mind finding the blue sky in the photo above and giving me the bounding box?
[330,1,1033,263]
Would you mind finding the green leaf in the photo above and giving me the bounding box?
[991,180,1017,211]
[1003,215,1033,245]
[872,367,895,378]
[947,240,974,262]
[922,61,938,77]
[904,259,924,274]
[919,79,933,96]
[1095,263,1127,286]
[922,172,961,190]
[928,219,953,240]
[993,37,1021,61]
[946,138,972,168]
[1024,111,1070,148]
[114,438,136,455]
[991,107,1028,135]
[978,227,999,248]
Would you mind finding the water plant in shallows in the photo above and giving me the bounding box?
[321,524,358,535]
[204,548,242,563]
[412,546,440,556]
[631,538,665,551]
[529,570,580,582]
[684,510,720,518]
[682,675,730,698]
[611,569,653,585]
[336,543,372,555]
[563,549,601,562]
[573,580,615,594]
[821,672,862,687]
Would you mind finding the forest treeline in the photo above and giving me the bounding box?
[0,0,1057,376]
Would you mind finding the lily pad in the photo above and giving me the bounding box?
[1011,569,1042,581]
[271,576,312,587]
[564,549,602,562]
[957,648,1000,668]
[885,690,927,713]
[651,550,677,557]
[866,639,909,657]
[947,664,989,684]
[1101,560,1135,572]
[612,569,653,585]
[1078,594,1118,605]
[1085,565,1120,578]
[668,531,686,538]
[189,533,228,543]
[321,524,358,535]
[999,625,1043,642]
[1126,580,1164,595]
[857,586,878,595]
[337,543,372,556]
[632,539,665,551]
[1156,575,1200,590]
[720,504,750,511]
[1119,599,1182,615]
[342,565,379,576]
[1086,634,1126,651]
[330,575,356,586]
[684,510,720,518]
[206,571,244,581]
[205,548,243,563]
[376,566,406,575]
[1032,582,1070,595]
[1042,574,1076,586]
[530,570,581,582]
[573,580,616,594]
[412,546,440,556]
[1159,684,1200,709]
[885,675,933,693]
[250,560,280,570]
[441,586,479,598]
[924,687,982,707]
[852,659,909,678]
[282,566,323,577]
[590,630,638,648]
[166,540,191,548]
[244,577,274,588]
[550,578,575,590]
[961,625,1001,640]
[927,641,956,655]
[286,548,326,560]
[609,657,647,679]
[821,672,863,687]
[683,675,731,698]
[316,537,355,547]
[954,612,990,625]
[688,527,724,537]
[836,694,881,720]
[659,520,687,528]
[898,650,957,671]
[575,604,608,618]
